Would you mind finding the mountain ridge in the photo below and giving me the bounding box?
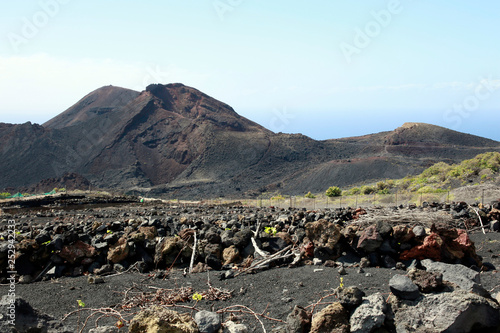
[1,83,499,198]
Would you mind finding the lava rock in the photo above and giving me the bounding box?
[389,274,420,300]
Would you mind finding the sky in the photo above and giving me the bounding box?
[0,0,499,141]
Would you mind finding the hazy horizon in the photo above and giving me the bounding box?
[1,1,499,141]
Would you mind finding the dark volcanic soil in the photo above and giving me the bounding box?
[1,199,499,332]
[3,231,499,333]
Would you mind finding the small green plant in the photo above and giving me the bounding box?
[264,227,277,236]
[339,277,344,289]
[106,230,113,234]
[305,191,316,199]
[76,299,86,331]
[15,231,21,235]
[41,240,51,246]
[192,293,203,301]
[225,228,231,231]
[326,186,342,197]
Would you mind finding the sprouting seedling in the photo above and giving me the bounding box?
[225,228,231,231]
[15,231,21,235]
[339,277,344,289]
[77,299,86,307]
[264,227,277,236]
[42,240,51,246]
[192,293,203,302]
[115,320,124,329]
[106,230,113,234]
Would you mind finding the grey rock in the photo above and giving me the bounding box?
[389,274,420,300]
[338,286,365,310]
[360,257,370,268]
[223,320,248,333]
[350,293,387,333]
[490,220,500,232]
[338,266,347,275]
[421,259,489,296]
[286,305,311,333]
[35,230,51,244]
[412,225,426,237]
[194,310,221,333]
[394,289,500,332]
[114,263,126,272]
[19,275,33,284]
[88,326,120,333]
[88,276,105,284]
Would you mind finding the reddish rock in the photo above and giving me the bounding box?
[357,225,383,253]
[400,233,443,261]
[353,208,367,219]
[59,240,97,264]
[302,241,314,258]
[407,267,443,293]
[178,228,195,241]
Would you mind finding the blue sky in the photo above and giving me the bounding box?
[1,0,499,140]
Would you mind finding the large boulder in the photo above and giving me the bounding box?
[356,225,383,253]
[305,219,341,252]
[420,259,489,297]
[392,289,500,332]
[129,306,198,333]
[350,293,387,333]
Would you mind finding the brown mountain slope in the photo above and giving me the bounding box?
[1,84,499,198]
[43,85,140,129]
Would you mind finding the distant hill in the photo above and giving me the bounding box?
[1,83,499,198]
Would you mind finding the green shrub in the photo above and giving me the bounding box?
[325,186,342,197]
[304,191,316,199]
[346,187,361,195]
[361,186,375,195]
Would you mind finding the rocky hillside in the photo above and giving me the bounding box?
[1,84,499,198]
